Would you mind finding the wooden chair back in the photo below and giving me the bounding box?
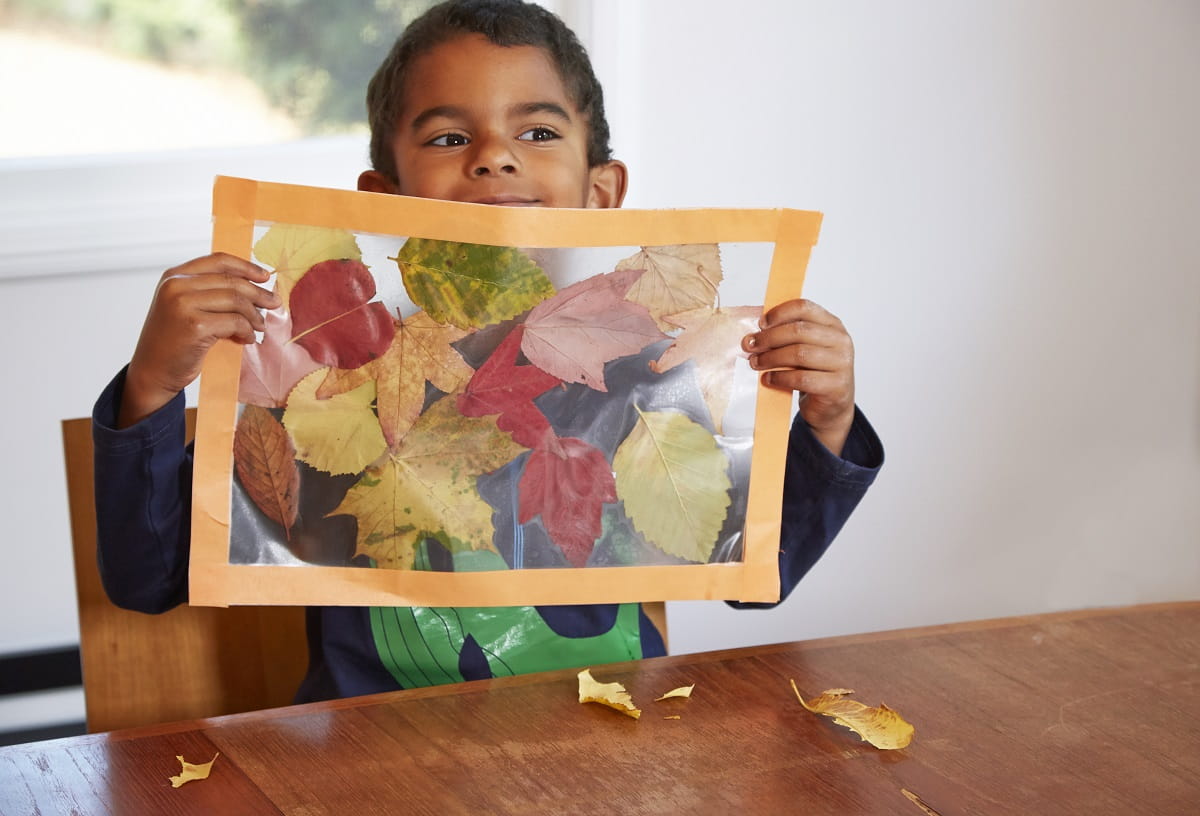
[62,411,309,733]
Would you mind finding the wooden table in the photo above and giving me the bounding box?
[3,602,1197,815]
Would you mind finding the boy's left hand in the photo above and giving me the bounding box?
[743,299,856,457]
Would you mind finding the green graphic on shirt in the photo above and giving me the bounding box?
[369,548,643,689]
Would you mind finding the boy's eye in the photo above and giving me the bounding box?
[427,132,469,147]
[517,127,560,142]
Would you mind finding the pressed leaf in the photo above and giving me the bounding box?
[518,436,616,567]
[289,258,395,370]
[282,369,387,476]
[330,395,526,569]
[655,684,695,701]
[458,325,560,448]
[394,238,554,329]
[578,668,641,719]
[252,224,361,305]
[233,405,300,539]
[238,309,323,408]
[612,408,732,562]
[169,753,219,788]
[616,244,723,330]
[791,680,915,750]
[650,305,762,433]
[319,312,473,449]
[521,268,667,392]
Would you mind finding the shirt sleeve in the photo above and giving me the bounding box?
[91,367,192,614]
[727,405,884,609]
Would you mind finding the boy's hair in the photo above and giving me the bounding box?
[366,0,613,183]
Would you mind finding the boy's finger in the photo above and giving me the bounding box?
[760,299,843,331]
[750,343,848,374]
[761,368,851,398]
[744,319,849,355]
[174,252,271,284]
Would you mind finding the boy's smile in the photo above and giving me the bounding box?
[358,34,625,209]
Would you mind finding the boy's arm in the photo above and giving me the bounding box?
[731,298,884,607]
[120,254,277,428]
[93,367,194,613]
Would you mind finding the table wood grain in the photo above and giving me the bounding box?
[3,602,1197,815]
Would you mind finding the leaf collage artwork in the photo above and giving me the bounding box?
[231,223,768,577]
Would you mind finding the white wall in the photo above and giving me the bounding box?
[0,0,1195,713]
[589,0,1200,653]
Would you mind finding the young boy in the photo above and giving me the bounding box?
[93,0,883,702]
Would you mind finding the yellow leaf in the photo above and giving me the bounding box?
[655,684,695,701]
[578,669,641,719]
[617,244,723,331]
[318,312,473,449]
[613,407,732,562]
[330,395,526,568]
[252,224,362,306]
[791,680,914,750]
[168,752,218,788]
[282,369,386,475]
[664,715,682,720]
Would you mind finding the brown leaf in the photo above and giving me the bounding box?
[233,406,300,539]
[616,244,723,330]
[791,680,914,750]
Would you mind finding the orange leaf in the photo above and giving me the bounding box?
[233,406,299,539]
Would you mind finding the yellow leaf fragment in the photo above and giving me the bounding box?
[578,669,641,719]
[664,715,682,720]
[169,752,219,788]
[655,684,695,701]
[791,680,914,750]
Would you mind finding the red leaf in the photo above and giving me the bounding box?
[288,259,395,369]
[458,326,559,447]
[521,268,667,392]
[518,436,616,567]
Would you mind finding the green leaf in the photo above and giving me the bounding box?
[613,408,732,563]
[393,238,554,329]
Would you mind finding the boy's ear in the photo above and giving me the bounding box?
[357,170,398,194]
[586,160,628,209]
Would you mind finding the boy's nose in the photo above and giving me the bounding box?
[471,136,518,176]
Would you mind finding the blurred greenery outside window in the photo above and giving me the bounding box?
[0,0,438,158]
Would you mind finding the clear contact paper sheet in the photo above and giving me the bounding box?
[189,176,821,607]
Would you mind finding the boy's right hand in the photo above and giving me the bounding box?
[118,253,279,428]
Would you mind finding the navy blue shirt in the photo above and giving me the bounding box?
[92,367,883,702]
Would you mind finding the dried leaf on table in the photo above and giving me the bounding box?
[791,680,914,750]
[655,684,695,701]
[252,223,362,305]
[282,369,386,476]
[650,305,762,433]
[521,267,667,392]
[616,244,723,330]
[318,311,473,449]
[395,238,554,329]
[613,407,732,562]
[169,752,219,788]
[233,405,299,539]
[578,669,641,719]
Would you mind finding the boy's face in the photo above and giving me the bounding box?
[359,34,626,209]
